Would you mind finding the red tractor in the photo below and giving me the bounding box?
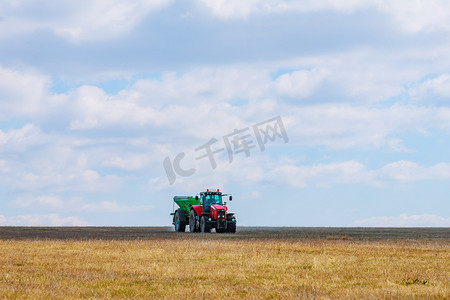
[171,189,236,233]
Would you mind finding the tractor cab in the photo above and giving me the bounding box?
[199,191,222,210]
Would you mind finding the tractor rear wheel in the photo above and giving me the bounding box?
[200,216,211,233]
[174,210,186,232]
[189,210,199,232]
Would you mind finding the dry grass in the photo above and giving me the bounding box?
[0,232,448,299]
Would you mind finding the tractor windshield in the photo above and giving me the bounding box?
[205,194,222,208]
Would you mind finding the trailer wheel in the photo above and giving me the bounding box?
[174,211,186,232]
[200,216,211,233]
[189,210,199,232]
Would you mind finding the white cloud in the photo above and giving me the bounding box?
[152,145,450,190]
[57,48,437,136]
[13,195,65,209]
[11,196,153,213]
[199,0,450,33]
[0,66,49,119]
[286,104,450,150]
[0,124,47,151]
[68,85,160,130]
[79,201,153,213]
[65,72,256,137]
[0,213,90,226]
[378,1,450,33]
[268,160,367,188]
[409,74,450,101]
[0,159,9,172]
[223,158,450,189]
[4,167,119,193]
[0,0,172,43]
[2,64,450,194]
[376,160,450,183]
[198,0,368,19]
[0,124,122,192]
[2,46,448,141]
[61,58,447,146]
[102,154,152,171]
[1,50,450,195]
[274,68,330,98]
[328,55,414,102]
[353,213,450,227]
[130,67,271,105]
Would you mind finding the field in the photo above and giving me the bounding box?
[0,227,448,299]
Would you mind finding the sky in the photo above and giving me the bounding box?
[0,0,450,227]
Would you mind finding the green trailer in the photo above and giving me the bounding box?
[171,196,199,232]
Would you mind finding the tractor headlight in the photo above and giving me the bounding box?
[208,218,211,221]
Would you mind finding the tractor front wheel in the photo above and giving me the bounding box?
[189,210,199,232]
[200,216,211,233]
[226,222,236,233]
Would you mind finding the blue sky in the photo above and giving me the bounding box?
[1,0,450,226]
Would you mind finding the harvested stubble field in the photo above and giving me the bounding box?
[0,227,448,299]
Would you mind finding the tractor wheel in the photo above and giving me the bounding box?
[226,222,236,233]
[200,216,211,233]
[174,211,186,232]
[189,210,199,232]
[216,228,225,233]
